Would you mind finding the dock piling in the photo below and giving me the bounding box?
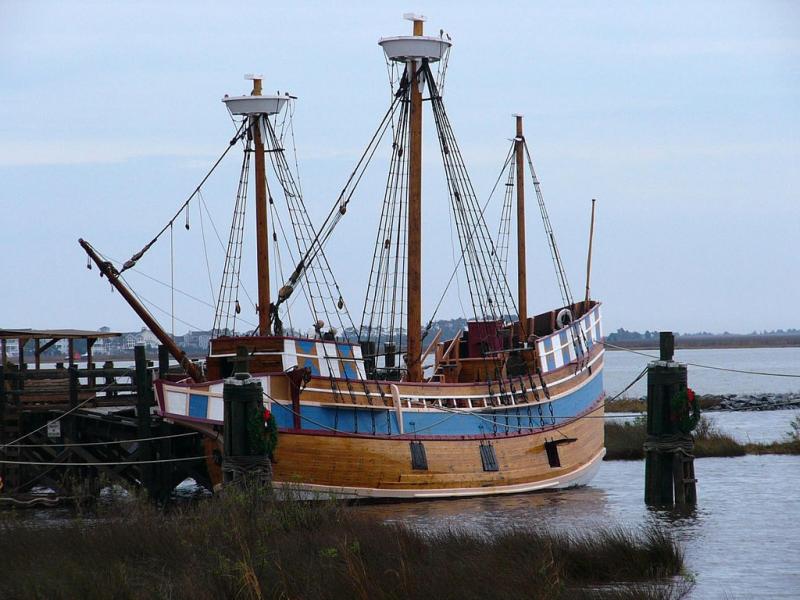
[222,349,272,487]
[644,332,697,507]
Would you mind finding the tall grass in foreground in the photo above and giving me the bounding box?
[0,484,688,600]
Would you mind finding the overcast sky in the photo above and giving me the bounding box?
[1,0,798,336]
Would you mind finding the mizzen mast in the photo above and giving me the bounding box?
[514,115,528,336]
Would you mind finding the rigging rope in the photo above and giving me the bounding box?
[272,90,406,315]
[421,141,516,342]
[197,191,217,307]
[118,120,248,275]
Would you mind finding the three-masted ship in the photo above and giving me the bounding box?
[81,15,605,498]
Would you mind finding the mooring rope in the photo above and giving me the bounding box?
[0,456,207,467]
[603,342,800,378]
[643,434,694,454]
[1,431,199,450]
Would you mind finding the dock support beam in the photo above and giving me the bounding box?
[644,332,697,507]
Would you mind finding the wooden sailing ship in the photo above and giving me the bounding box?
[81,15,605,498]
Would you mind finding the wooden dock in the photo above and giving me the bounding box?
[1,330,210,504]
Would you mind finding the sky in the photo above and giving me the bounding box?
[1,0,798,337]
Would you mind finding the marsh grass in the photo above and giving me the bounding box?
[745,415,800,455]
[604,415,800,460]
[0,482,687,600]
[604,417,650,460]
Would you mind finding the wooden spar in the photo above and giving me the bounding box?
[406,16,424,382]
[78,238,205,382]
[514,115,527,337]
[251,77,272,336]
[584,198,596,306]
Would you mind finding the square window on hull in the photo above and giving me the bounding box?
[480,442,499,472]
[410,441,428,470]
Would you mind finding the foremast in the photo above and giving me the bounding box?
[220,76,290,337]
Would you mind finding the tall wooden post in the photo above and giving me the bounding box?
[66,364,79,441]
[644,332,696,506]
[406,16,424,382]
[252,77,272,336]
[158,344,170,380]
[134,345,154,493]
[514,115,527,336]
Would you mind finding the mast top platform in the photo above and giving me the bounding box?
[379,14,450,63]
[379,36,451,62]
[222,74,290,116]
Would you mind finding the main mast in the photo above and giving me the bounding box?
[406,15,424,382]
[514,115,527,336]
[251,77,271,335]
[379,15,451,381]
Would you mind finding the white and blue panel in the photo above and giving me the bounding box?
[269,371,603,437]
[538,306,602,374]
[161,377,268,423]
[281,339,366,380]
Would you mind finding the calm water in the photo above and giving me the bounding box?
[604,346,800,397]
[357,347,800,598]
[24,348,800,597]
[360,455,800,599]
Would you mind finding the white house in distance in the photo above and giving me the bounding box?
[122,327,160,350]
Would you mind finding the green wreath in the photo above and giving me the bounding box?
[671,387,701,433]
[247,404,279,459]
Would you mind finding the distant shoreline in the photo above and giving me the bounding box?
[605,335,800,351]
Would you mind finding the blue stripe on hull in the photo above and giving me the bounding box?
[272,371,603,437]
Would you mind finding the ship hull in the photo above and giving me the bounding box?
[269,401,604,499]
[155,337,605,499]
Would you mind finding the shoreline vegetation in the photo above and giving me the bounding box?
[605,331,800,350]
[0,485,690,600]
[604,416,800,461]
